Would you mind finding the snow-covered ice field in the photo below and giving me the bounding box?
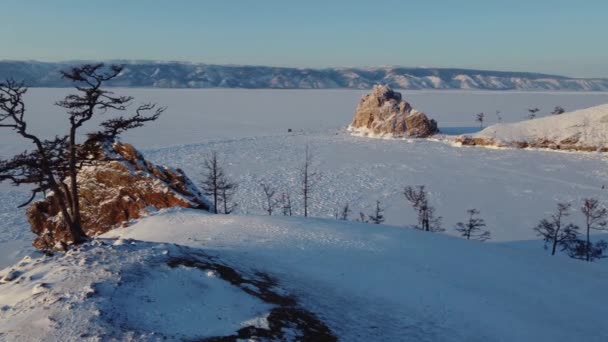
[2,89,608,268]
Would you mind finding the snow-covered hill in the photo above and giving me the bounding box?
[1,209,607,341]
[458,104,608,151]
[2,60,608,90]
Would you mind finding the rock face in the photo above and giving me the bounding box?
[455,134,608,152]
[348,85,438,137]
[27,139,210,250]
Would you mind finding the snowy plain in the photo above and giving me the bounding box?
[2,89,608,269]
[2,88,608,340]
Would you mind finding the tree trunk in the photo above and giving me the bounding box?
[303,171,308,218]
[586,224,591,262]
[28,132,84,243]
[222,189,228,214]
[68,127,85,242]
[213,157,218,214]
[551,227,559,256]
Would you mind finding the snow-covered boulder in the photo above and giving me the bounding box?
[348,84,438,137]
[456,104,608,152]
[27,138,210,250]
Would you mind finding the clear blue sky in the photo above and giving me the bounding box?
[1,0,607,77]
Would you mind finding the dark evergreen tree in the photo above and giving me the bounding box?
[280,192,293,216]
[368,200,385,224]
[577,198,608,262]
[551,106,565,115]
[527,107,540,119]
[201,151,237,214]
[300,145,318,217]
[261,182,278,215]
[476,112,485,128]
[456,209,491,241]
[404,185,443,232]
[533,202,578,255]
[340,202,351,221]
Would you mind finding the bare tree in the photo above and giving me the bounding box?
[333,208,340,220]
[356,211,368,223]
[527,107,540,120]
[579,198,608,262]
[495,110,502,123]
[260,182,278,215]
[551,106,565,115]
[475,112,485,128]
[456,209,491,241]
[567,240,607,262]
[56,64,131,235]
[201,151,236,214]
[368,200,385,224]
[219,177,237,214]
[0,64,162,245]
[403,185,443,232]
[91,103,163,141]
[533,202,578,255]
[0,84,75,237]
[340,202,351,221]
[201,152,221,214]
[280,191,293,216]
[300,145,318,217]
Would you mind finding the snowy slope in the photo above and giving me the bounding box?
[469,104,608,150]
[0,238,283,341]
[1,209,607,341]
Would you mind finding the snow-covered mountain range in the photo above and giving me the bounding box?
[2,60,608,90]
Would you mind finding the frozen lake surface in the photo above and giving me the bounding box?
[1,89,608,268]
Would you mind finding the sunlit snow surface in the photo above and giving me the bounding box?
[1,89,608,268]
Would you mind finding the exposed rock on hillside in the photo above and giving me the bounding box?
[348,85,438,137]
[456,104,608,152]
[27,139,209,250]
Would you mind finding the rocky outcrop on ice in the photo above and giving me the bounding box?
[348,85,439,138]
[456,104,608,152]
[2,60,608,91]
[27,138,209,250]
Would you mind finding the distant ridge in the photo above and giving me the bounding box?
[1,60,607,91]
